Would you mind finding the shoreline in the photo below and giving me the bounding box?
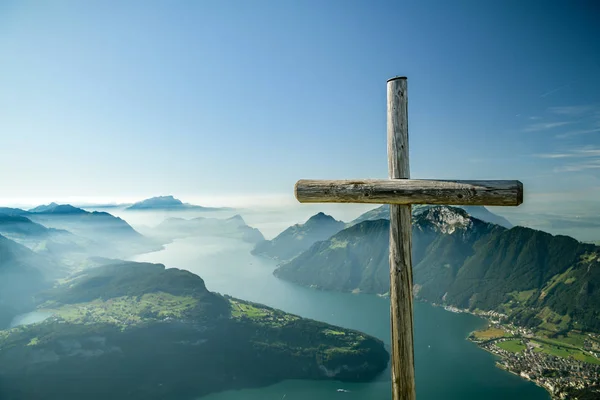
[386,298,555,397]
[473,339,558,399]
[420,301,564,399]
[475,340,550,391]
[262,273,598,399]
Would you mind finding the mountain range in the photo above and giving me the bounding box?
[349,204,513,228]
[0,214,88,261]
[273,206,600,335]
[0,203,163,265]
[253,205,512,263]
[0,214,62,237]
[30,205,141,238]
[0,207,31,217]
[29,203,87,214]
[151,214,265,244]
[0,202,389,398]
[0,203,168,327]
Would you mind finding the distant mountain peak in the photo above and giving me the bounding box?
[227,214,245,223]
[51,205,86,214]
[155,195,180,202]
[125,196,184,210]
[305,212,336,225]
[125,195,226,211]
[252,212,346,262]
[29,203,86,215]
[28,202,58,213]
[138,196,182,206]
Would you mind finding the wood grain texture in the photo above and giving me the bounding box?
[387,77,416,400]
[294,179,523,206]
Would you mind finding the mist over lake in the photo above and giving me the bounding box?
[9,311,53,329]
[88,204,374,241]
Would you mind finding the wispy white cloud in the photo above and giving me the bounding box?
[535,147,600,159]
[535,153,573,159]
[554,161,600,172]
[535,146,600,173]
[523,121,572,132]
[555,128,600,139]
[525,105,600,137]
[577,148,600,157]
[548,105,596,116]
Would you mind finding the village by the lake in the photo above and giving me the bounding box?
[459,306,600,399]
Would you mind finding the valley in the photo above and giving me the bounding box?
[0,203,390,399]
[259,204,600,398]
[1,200,596,399]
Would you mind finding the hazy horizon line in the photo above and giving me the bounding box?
[0,193,299,209]
[1,192,599,219]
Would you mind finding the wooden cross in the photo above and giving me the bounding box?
[294,77,523,400]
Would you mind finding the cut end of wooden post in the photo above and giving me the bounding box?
[387,76,407,82]
[294,180,302,203]
[517,180,524,206]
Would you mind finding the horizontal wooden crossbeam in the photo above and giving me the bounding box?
[295,179,523,206]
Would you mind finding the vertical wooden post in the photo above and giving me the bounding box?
[387,76,416,400]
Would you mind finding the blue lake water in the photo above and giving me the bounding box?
[132,236,549,400]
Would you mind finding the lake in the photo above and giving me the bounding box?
[131,235,550,400]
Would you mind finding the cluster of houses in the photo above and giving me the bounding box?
[480,337,600,399]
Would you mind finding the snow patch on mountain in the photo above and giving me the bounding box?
[418,206,473,234]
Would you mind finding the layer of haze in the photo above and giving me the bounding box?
[1,1,600,235]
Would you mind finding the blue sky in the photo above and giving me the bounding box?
[1,0,599,214]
